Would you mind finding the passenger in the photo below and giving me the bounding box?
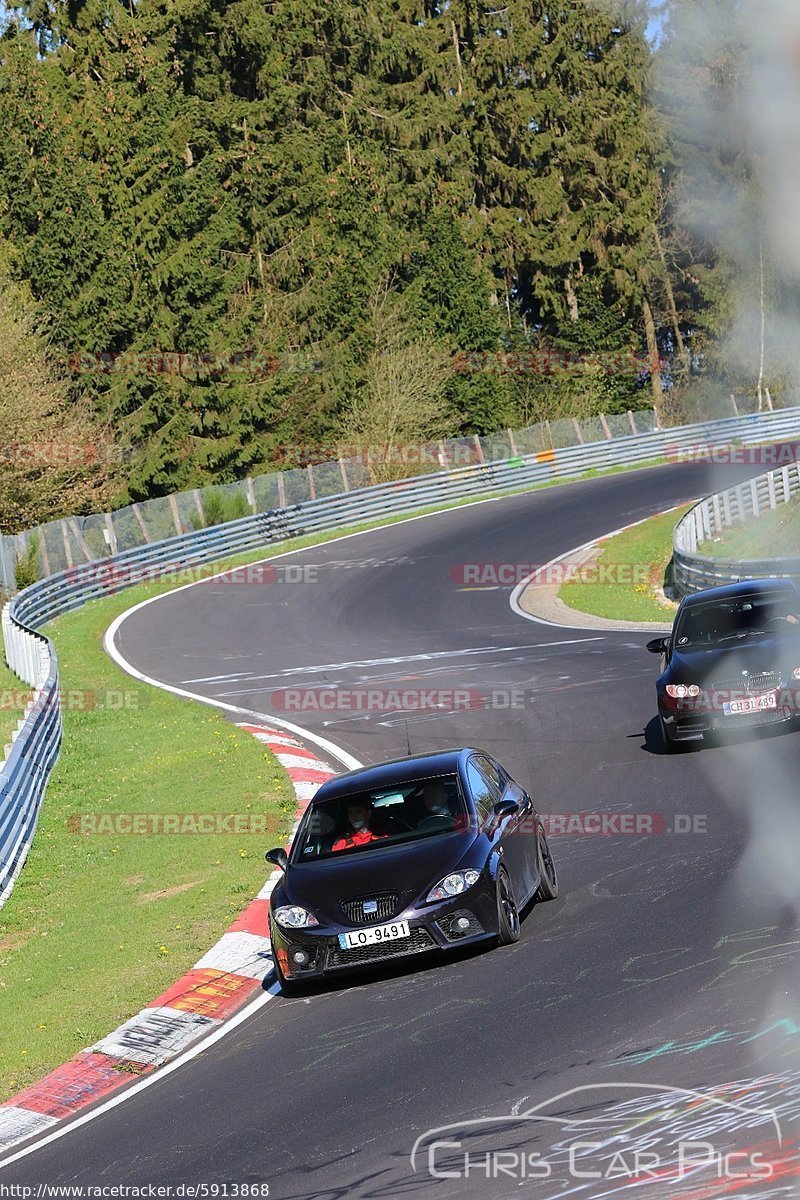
[331,798,387,852]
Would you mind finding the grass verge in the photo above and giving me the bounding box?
[0,585,299,1102]
[700,495,800,558]
[558,505,694,622]
[0,655,25,755]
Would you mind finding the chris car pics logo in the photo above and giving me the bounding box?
[410,1081,783,1189]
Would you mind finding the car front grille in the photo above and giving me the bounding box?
[711,671,781,695]
[340,892,400,925]
[325,926,436,971]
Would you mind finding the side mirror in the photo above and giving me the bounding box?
[646,637,668,654]
[265,847,288,871]
[493,798,520,819]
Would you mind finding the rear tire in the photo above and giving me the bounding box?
[496,867,521,945]
[535,831,559,902]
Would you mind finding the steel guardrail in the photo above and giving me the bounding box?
[673,458,800,594]
[2,404,799,905]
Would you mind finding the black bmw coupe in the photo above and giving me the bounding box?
[647,578,800,751]
[265,748,558,992]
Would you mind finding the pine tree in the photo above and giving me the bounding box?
[407,208,515,431]
[0,0,670,504]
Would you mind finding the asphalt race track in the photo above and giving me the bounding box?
[4,461,800,1198]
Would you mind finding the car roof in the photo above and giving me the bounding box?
[311,748,488,803]
[681,578,799,608]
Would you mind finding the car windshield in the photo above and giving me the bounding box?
[673,592,799,648]
[292,774,468,861]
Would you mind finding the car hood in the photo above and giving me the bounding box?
[279,831,476,919]
[666,633,800,685]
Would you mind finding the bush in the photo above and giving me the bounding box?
[14,536,39,590]
[191,488,249,530]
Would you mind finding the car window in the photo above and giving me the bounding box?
[475,756,503,796]
[291,774,467,861]
[673,592,798,647]
[467,757,500,823]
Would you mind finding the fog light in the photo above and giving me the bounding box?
[456,917,471,931]
[292,949,309,967]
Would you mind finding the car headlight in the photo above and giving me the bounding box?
[426,869,481,903]
[666,683,700,699]
[274,905,319,930]
[793,668,800,681]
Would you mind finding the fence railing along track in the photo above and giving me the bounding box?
[2,404,799,906]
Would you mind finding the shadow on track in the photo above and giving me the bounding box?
[260,892,561,999]
[636,713,800,756]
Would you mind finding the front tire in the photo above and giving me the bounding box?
[535,831,559,902]
[496,867,520,945]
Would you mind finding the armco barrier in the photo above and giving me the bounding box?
[0,610,61,907]
[673,459,800,594]
[2,400,799,592]
[2,404,799,906]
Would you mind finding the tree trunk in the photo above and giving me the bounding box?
[244,118,270,323]
[643,294,664,428]
[565,274,579,322]
[654,227,690,376]
[451,20,464,97]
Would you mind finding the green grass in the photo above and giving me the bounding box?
[700,495,800,559]
[0,455,680,1100]
[0,655,25,754]
[0,585,299,1101]
[559,505,693,622]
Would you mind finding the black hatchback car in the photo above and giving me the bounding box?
[265,748,558,991]
[647,578,800,751]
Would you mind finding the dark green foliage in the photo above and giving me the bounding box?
[0,0,701,516]
[14,537,39,590]
[408,210,513,432]
[191,488,249,530]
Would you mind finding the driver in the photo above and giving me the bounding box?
[421,781,451,816]
[331,798,387,852]
[768,606,799,626]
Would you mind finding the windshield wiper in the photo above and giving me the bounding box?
[715,630,767,643]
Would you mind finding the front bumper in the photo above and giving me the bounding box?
[660,688,798,742]
[270,886,498,980]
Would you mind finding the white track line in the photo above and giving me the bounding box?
[510,504,694,630]
[0,988,280,1171]
[1,484,672,1169]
